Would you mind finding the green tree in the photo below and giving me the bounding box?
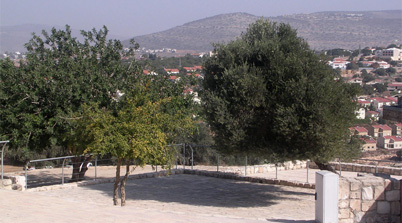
[361,48,373,56]
[373,83,388,93]
[346,62,359,70]
[375,68,387,76]
[386,67,396,75]
[201,19,360,170]
[1,25,143,179]
[387,44,397,48]
[69,90,194,206]
[390,61,398,67]
[361,69,375,83]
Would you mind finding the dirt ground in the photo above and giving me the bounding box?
[2,164,24,173]
[1,174,316,223]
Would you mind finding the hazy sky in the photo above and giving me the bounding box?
[1,0,401,38]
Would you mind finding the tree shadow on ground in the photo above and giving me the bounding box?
[87,174,315,208]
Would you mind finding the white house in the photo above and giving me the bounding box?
[355,108,365,119]
[328,58,350,69]
[377,136,402,149]
[375,48,402,61]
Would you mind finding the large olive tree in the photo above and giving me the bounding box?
[201,19,360,168]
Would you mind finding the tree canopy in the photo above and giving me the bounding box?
[0,25,145,161]
[201,19,360,166]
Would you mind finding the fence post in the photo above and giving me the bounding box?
[245,155,247,176]
[25,162,29,189]
[217,153,219,172]
[275,163,278,179]
[183,144,185,170]
[339,159,342,177]
[62,158,66,185]
[190,145,194,170]
[95,156,98,180]
[307,160,310,183]
[375,161,378,174]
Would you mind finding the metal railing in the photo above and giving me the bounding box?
[1,141,10,181]
[25,155,99,189]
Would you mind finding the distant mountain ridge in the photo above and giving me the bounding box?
[1,10,401,53]
[127,10,402,51]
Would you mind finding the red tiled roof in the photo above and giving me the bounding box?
[388,83,402,87]
[383,136,402,141]
[372,97,391,103]
[183,67,195,71]
[363,138,376,144]
[143,70,150,75]
[372,125,392,131]
[169,76,178,80]
[358,100,371,104]
[164,68,180,73]
[355,126,368,133]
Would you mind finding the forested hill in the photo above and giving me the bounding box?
[127,10,402,51]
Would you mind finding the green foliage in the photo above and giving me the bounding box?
[325,48,352,57]
[397,150,402,160]
[390,61,398,67]
[387,44,398,48]
[361,70,375,83]
[373,83,388,93]
[362,85,375,95]
[201,19,361,164]
[386,67,396,75]
[0,25,143,162]
[138,54,205,75]
[361,48,373,56]
[375,68,386,76]
[346,62,359,70]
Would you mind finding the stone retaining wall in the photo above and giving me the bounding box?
[220,160,308,175]
[338,175,401,223]
[328,162,402,176]
[1,175,26,191]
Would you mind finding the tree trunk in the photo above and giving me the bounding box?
[120,162,130,207]
[314,161,337,173]
[78,155,93,180]
[71,157,81,182]
[70,155,92,182]
[113,158,122,206]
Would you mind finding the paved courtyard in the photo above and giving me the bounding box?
[1,174,315,223]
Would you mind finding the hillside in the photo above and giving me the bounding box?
[1,10,401,53]
[128,10,402,51]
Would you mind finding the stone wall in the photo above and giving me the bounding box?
[338,175,401,223]
[328,162,402,176]
[1,175,26,191]
[220,160,308,175]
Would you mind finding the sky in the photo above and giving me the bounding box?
[1,0,402,38]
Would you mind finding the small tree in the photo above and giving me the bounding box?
[202,19,361,170]
[375,68,386,76]
[386,67,396,75]
[70,90,194,206]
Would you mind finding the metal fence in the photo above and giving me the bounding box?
[19,144,402,189]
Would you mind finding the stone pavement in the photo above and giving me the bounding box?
[1,173,316,223]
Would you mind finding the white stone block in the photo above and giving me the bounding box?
[362,187,373,200]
